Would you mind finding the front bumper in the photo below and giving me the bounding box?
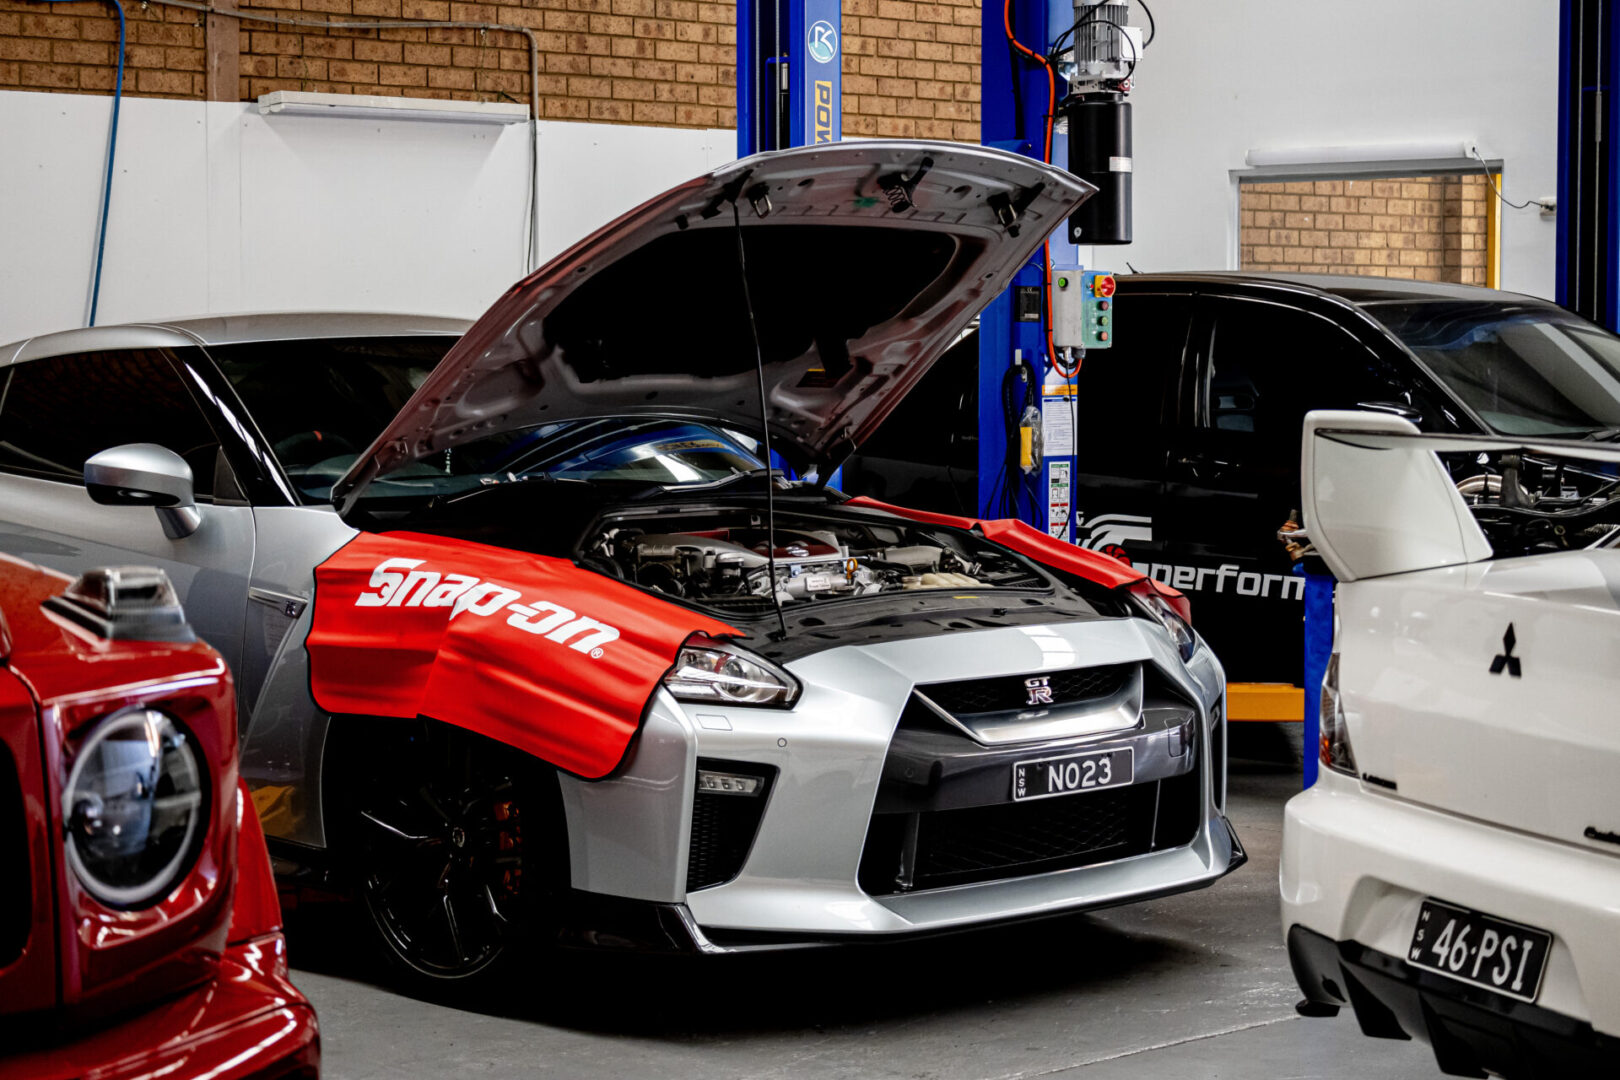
[1282,770,1620,1069]
[558,616,1240,947]
[555,819,1244,954]
[6,932,319,1080]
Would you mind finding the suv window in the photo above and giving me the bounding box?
[1073,292,1191,477]
[0,350,221,497]
[1199,298,1399,469]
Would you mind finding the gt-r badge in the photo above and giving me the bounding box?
[1025,676,1054,706]
[1490,623,1522,678]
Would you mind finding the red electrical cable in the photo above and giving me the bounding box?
[1001,0,1079,380]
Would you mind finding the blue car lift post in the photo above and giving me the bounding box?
[981,0,1060,531]
[977,0,1102,540]
[736,0,842,156]
[736,0,842,486]
[1557,0,1620,329]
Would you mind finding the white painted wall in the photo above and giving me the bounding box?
[0,2,1565,342]
[0,89,733,344]
[1119,0,1562,298]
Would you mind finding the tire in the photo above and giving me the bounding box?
[329,717,566,999]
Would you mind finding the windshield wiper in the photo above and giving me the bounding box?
[680,467,781,491]
[622,467,785,502]
[1582,427,1620,442]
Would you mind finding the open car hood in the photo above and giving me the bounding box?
[333,140,1093,513]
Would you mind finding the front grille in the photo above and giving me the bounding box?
[859,703,1205,896]
[0,744,27,967]
[918,663,1134,716]
[918,787,1137,879]
[859,784,1155,895]
[686,759,776,893]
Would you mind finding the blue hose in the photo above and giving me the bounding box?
[48,0,125,326]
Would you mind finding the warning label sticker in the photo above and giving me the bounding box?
[1041,396,1075,457]
[1047,460,1072,540]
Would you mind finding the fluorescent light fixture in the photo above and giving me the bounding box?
[257,91,528,125]
[1245,141,1473,168]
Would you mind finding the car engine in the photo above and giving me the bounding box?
[1453,454,1620,557]
[582,510,1041,611]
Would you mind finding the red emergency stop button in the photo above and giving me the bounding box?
[1092,274,1117,298]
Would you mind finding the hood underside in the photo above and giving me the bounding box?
[333,141,1093,513]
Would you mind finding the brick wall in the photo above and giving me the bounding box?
[1,1,205,97]
[0,0,980,137]
[1240,175,1492,285]
[841,0,978,141]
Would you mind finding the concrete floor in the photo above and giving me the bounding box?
[287,726,1445,1079]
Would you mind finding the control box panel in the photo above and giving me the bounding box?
[1052,269,1117,350]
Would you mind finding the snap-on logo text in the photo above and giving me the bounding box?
[356,558,620,658]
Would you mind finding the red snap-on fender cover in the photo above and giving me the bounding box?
[308,531,739,779]
[845,496,1148,590]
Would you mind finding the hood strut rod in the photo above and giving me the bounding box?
[731,197,790,642]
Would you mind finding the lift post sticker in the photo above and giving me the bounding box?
[1040,396,1075,457]
[1046,461,1071,540]
[814,80,835,143]
[308,531,737,779]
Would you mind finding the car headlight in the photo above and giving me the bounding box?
[63,708,207,908]
[1318,651,1357,777]
[664,635,800,708]
[1128,581,1198,662]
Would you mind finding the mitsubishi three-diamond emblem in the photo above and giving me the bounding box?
[1490,623,1522,678]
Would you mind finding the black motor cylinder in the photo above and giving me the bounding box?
[1067,93,1133,245]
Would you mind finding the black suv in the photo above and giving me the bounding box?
[843,272,1620,712]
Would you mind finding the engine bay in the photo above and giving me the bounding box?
[580,508,1047,614]
[1455,453,1620,557]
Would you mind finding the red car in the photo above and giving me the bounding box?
[0,558,318,1079]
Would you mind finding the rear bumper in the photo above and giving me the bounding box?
[1282,769,1620,1049]
[5,932,319,1080]
[1289,925,1620,1077]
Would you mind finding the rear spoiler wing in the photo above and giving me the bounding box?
[1301,410,1620,581]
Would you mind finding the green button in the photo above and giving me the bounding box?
[1057,276,1069,288]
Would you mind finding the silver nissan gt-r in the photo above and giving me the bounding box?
[0,140,1242,994]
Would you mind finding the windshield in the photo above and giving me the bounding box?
[1371,301,1620,436]
[215,335,766,503]
[450,419,765,488]
[339,419,764,501]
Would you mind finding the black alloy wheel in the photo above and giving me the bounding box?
[342,719,559,994]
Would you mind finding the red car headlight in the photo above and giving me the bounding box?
[63,707,208,909]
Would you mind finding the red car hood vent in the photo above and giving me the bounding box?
[333,141,1092,514]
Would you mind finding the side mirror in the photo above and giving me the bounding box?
[1356,400,1423,425]
[84,444,202,539]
